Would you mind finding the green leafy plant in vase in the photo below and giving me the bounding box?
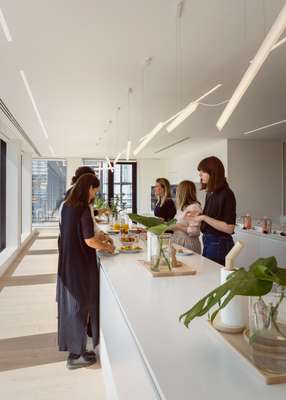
[180,256,286,373]
[110,196,121,219]
[94,193,108,210]
[128,214,176,272]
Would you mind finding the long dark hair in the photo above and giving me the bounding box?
[65,173,100,208]
[71,166,95,185]
[197,156,227,192]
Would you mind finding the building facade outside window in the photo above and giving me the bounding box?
[32,159,67,225]
[82,159,137,213]
[113,163,134,213]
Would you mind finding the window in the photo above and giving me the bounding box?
[32,159,67,225]
[0,139,6,252]
[113,163,135,213]
[83,159,109,202]
[82,159,137,213]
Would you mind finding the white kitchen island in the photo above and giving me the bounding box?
[99,245,286,400]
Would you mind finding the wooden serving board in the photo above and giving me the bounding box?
[209,319,286,385]
[138,260,196,277]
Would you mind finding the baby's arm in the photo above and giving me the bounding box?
[185,204,202,218]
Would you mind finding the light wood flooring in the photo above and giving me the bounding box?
[0,228,106,400]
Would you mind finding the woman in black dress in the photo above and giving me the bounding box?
[58,173,114,369]
[154,178,176,221]
[187,156,236,266]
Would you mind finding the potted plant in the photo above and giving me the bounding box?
[94,193,108,210]
[180,256,286,373]
[128,214,176,272]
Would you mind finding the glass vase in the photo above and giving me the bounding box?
[150,234,172,272]
[112,214,121,231]
[249,285,286,373]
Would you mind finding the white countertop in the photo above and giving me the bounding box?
[235,225,286,242]
[99,237,286,400]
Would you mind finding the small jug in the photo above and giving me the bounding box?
[261,216,272,234]
[243,214,252,229]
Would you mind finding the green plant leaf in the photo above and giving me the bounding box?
[179,258,283,328]
[148,224,173,236]
[128,214,164,228]
[276,268,286,286]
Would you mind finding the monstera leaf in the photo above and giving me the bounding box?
[180,256,286,328]
[128,214,176,236]
[128,214,164,228]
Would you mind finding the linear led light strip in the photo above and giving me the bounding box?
[126,140,132,161]
[133,83,221,156]
[20,70,49,139]
[217,3,286,131]
[249,35,286,63]
[243,119,286,135]
[114,151,123,166]
[133,110,183,156]
[271,35,286,51]
[0,8,12,42]
[49,145,56,156]
[166,83,222,132]
[105,155,114,172]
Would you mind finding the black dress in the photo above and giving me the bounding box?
[57,204,99,354]
[154,198,176,221]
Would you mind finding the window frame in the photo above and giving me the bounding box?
[108,161,137,214]
[0,139,7,252]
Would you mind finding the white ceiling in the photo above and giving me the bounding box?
[0,0,286,159]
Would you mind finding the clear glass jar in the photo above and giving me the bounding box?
[261,217,272,234]
[243,214,252,229]
[249,285,286,373]
[150,234,172,272]
[112,214,121,231]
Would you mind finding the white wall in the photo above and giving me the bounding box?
[227,139,283,221]
[161,139,228,183]
[137,158,164,215]
[136,141,228,214]
[66,157,82,189]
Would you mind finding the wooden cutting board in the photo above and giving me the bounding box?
[210,319,286,385]
[138,260,196,277]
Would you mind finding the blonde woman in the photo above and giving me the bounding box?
[154,178,176,221]
[173,180,202,254]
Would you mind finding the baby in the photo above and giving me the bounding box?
[176,203,202,236]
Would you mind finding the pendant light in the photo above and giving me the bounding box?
[217,3,286,131]
[126,88,133,160]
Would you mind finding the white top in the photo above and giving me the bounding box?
[175,203,202,236]
[100,237,286,399]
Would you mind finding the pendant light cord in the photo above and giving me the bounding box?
[198,99,229,107]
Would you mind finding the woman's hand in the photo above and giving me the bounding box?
[85,236,115,253]
[100,240,115,254]
[185,212,205,223]
[192,215,205,223]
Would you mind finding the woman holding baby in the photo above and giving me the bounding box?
[172,156,236,264]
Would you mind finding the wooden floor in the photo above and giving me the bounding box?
[0,228,106,400]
